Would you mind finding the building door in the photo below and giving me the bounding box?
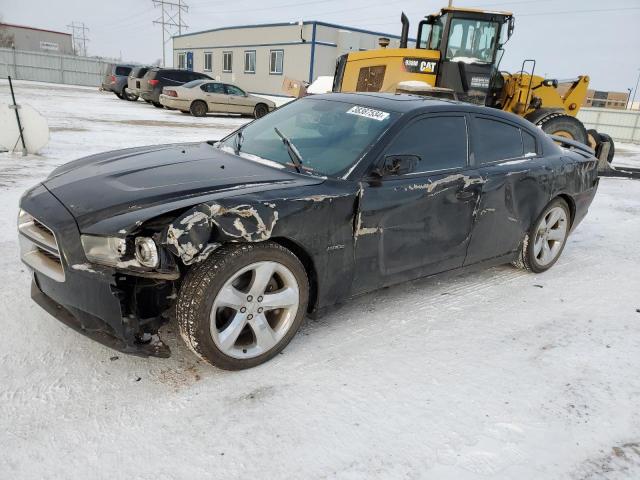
[186,52,193,71]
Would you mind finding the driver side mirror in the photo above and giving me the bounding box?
[374,154,420,177]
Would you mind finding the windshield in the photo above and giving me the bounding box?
[219,98,398,177]
[446,18,499,64]
[183,79,206,88]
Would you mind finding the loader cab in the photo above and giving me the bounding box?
[418,8,513,105]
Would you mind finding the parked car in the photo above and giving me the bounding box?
[160,80,275,118]
[19,93,599,370]
[139,68,212,108]
[126,66,151,101]
[101,63,137,100]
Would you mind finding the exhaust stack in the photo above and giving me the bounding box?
[400,12,409,48]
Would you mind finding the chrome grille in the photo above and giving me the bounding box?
[18,210,65,282]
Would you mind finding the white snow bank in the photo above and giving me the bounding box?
[307,76,335,95]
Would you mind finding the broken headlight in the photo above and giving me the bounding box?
[81,235,127,267]
[134,237,159,268]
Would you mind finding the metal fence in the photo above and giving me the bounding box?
[578,107,640,144]
[0,47,112,87]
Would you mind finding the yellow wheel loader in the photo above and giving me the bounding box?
[332,5,616,165]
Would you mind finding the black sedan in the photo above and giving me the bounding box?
[18,93,599,370]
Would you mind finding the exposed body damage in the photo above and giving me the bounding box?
[18,93,600,359]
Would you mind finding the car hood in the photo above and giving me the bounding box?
[44,142,322,231]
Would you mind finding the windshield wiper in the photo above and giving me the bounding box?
[234,130,244,155]
[274,127,303,173]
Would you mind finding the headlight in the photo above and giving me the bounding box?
[81,235,127,266]
[135,237,159,268]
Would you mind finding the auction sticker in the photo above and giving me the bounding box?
[347,106,390,121]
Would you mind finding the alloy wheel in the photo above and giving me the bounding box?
[210,261,300,359]
[533,206,568,267]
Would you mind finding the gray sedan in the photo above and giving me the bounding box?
[159,80,276,118]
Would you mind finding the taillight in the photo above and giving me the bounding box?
[110,75,116,84]
[166,90,178,97]
[149,79,159,87]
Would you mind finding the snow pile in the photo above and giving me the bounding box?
[307,76,334,95]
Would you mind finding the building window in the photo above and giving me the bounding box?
[270,49,284,75]
[204,52,212,72]
[177,53,186,69]
[223,51,232,72]
[244,50,256,73]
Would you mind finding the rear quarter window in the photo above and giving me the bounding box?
[473,117,523,164]
[523,130,538,156]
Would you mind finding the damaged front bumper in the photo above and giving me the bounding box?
[31,278,169,357]
[20,184,174,358]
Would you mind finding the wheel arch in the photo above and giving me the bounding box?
[554,193,576,227]
[270,237,319,314]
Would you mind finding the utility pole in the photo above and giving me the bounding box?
[631,68,640,111]
[67,21,89,56]
[152,0,188,67]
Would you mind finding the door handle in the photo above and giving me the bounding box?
[456,190,475,200]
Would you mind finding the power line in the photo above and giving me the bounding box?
[67,21,89,57]
[152,0,188,66]
[519,6,640,16]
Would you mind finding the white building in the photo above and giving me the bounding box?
[172,21,410,96]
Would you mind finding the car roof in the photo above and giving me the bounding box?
[311,92,539,130]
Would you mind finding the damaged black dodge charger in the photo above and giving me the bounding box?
[19,93,599,370]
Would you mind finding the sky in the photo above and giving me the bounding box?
[1,0,640,92]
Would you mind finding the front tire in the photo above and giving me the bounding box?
[513,198,571,273]
[176,242,309,370]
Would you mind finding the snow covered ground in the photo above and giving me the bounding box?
[1,80,640,479]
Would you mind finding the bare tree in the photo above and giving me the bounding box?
[0,17,16,48]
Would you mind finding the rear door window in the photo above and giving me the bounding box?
[385,115,468,173]
[473,116,523,163]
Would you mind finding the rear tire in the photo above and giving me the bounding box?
[190,100,208,117]
[176,242,309,370]
[152,101,164,108]
[537,114,588,145]
[123,87,138,101]
[598,132,615,163]
[513,198,571,273]
[254,103,269,119]
[586,129,600,150]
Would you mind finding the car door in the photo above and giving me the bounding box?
[464,114,550,265]
[225,84,254,114]
[352,113,484,294]
[201,82,229,113]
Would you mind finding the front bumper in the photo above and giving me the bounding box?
[20,184,173,358]
[159,95,188,109]
[31,278,169,357]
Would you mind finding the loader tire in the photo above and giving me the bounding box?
[598,133,615,163]
[537,113,587,145]
[586,129,600,150]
